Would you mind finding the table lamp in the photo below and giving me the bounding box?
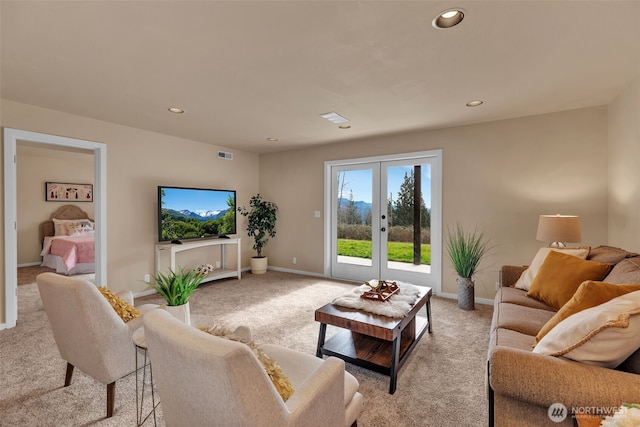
[536,214,581,248]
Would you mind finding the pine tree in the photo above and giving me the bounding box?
[344,190,362,225]
[393,170,430,229]
[394,172,415,227]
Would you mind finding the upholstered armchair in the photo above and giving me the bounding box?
[36,272,158,418]
[143,309,364,427]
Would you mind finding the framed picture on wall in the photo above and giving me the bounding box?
[45,182,93,202]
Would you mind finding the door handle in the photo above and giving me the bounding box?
[381,227,386,232]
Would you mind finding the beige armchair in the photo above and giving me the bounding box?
[36,272,158,418]
[143,309,364,427]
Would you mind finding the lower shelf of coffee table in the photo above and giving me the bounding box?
[321,316,429,372]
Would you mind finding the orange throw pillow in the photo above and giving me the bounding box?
[527,251,612,310]
[535,281,640,343]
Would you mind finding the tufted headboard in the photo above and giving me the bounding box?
[39,205,93,242]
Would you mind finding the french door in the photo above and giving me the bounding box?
[325,151,441,292]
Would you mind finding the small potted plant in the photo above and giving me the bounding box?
[237,194,278,274]
[446,223,491,310]
[151,266,206,324]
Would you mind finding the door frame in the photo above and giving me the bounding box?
[324,149,442,293]
[2,128,107,330]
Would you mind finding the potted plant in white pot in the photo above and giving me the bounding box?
[237,194,278,274]
[150,266,206,324]
[446,223,491,310]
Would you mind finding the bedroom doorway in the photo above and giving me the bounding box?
[3,128,107,330]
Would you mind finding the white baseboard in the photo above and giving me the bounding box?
[17,262,42,268]
[134,267,251,299]
[438,291,493,305]
[267,266,326,277]
[133,288,158,298]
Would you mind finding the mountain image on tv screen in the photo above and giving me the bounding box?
[158,186,236,241]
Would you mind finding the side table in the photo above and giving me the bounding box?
[133,327,160,426]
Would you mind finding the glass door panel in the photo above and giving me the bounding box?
[381,160,435,287]
[330,163,380,281]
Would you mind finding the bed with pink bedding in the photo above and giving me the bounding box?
[41,235,95,274]
[39,205,95,275]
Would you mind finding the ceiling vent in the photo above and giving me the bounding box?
[217,151,233,160]
[320,111,349,124]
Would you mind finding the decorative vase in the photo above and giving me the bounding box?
[250,256,268,274]
[457,277,475,310]
[164,301,191,325]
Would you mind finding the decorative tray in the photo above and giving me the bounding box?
[360,280,399,302]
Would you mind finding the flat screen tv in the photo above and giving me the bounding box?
[158,186,236,243]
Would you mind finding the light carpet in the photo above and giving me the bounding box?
[0,271,492,427]
[17,265,56,285]
[17,265,95,286]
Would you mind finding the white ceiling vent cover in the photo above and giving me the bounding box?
[217,151,233,160]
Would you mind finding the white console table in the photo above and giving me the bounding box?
[154,238,241,284]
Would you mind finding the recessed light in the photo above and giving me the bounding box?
[168,107,184,114]
[338,124,351,129]
[266,137,279,142]
[432,8,465,29]
[466,100,484,107]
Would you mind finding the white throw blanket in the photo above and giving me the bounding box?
[332,280,421,318]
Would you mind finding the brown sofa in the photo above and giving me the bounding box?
[487,246,640,426]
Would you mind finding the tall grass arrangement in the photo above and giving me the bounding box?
[151,266,205,306]
[446,223,490,280]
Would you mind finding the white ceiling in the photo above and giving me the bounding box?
[2,1,639,154]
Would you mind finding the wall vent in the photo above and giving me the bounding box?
[217,151,233,160]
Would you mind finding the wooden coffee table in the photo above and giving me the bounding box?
[315,286,432,394]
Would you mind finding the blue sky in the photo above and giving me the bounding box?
[339,164,431,208]
[161,187,234,212]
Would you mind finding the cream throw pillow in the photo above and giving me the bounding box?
[532,290,640,368]
[52,218,94,236]
[514,247,590,291]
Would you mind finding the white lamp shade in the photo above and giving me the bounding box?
[536,215,582,244]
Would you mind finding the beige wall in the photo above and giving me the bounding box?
[3,89,639,325]
[260,107,610,300]
[17,144,94,265]
[608,75,640,252]
[1,99,260,324]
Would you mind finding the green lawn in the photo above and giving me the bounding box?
[337,239,431,264]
